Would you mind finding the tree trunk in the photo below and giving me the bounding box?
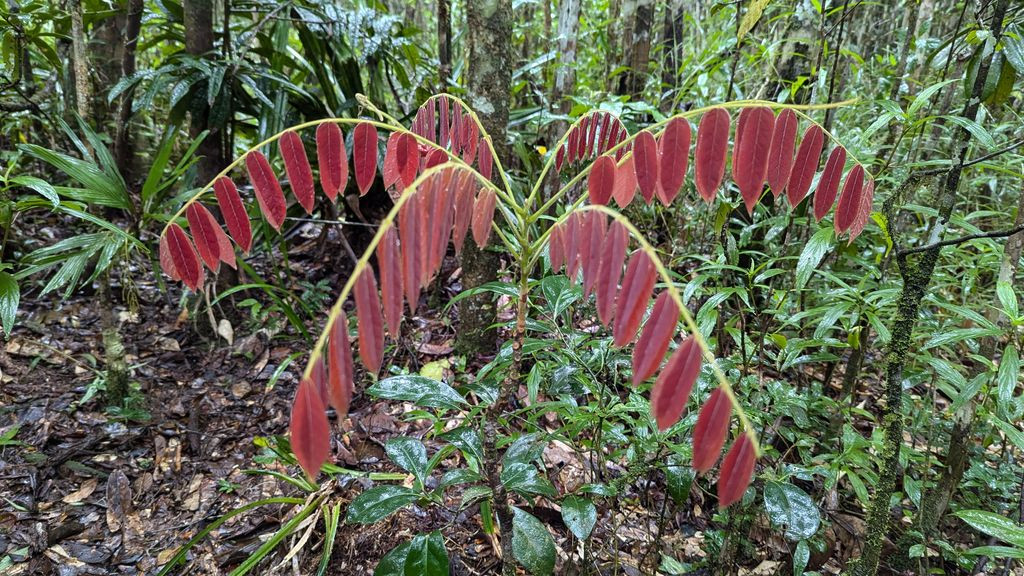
[437,0,451,89]
[462,1,513,571]
[551,0,580,115]
[660,0,684,109]
[618,0,653,98]
[183,0,223,184]
[908,186,1024,556]
[114,0,144,184]
[844,2,1010,574]
[67,0,91,120]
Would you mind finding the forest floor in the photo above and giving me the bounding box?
[1,222,867,576]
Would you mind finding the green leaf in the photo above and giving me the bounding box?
[10,176,59,206]
[375,541,412,576]
[512,507,556,575]
[0,272,19,337]
[346,485,418,524]
[501,463,557,498]
[440,427,483,472]
[560,495,597,541]
[956,509,1024,548]
[737,0,772,40]
[665,457,694,504]
[403,531,448,576]
[943,115,995,149]
[763,480,821,541]
[367,376,466,410]
[997,281,1019,319]
[459,485,492,510]
[1003,24,1024,73]
[18,144,131,210]
[539,274,579,317]
[997,344,1020,419]
[908,78,959,115]
[386,437,428,486]
[795,227,834,290]
[966,545,1024,559]
[793,540,810,576]
[991,419,1024,454]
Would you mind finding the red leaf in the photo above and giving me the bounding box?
[377,227,403,338]
[584,113,598,159]
[658,118,691,206]
[214,177,252,254]
[813,147,847,221]
[613,250,657,347]
[564,212,582,283]
[428,169,455,279]
[692,387,731,474]
[765,109,798,197]
[354,267,384,374]
[588,155,616,205]
[316,123,348,202]
[717,434,756,509]
[596,220,628,326]
[695,108,730,203]
[733,107,775,214]
[159,232,181,281]
[847,176,874,243]
[452,170,476,254]
[398,194,422,314]
[786,124,824,207]
[280,130,315,214]
[290,377,330,479]
[439,96,450,147]
[164,223,204,291]
[549,223,566,273]
[353,122,378,196]
[328,315,354,417]
[425,149,448,169]
[471,188,497,248]
[579,212,607,299]
[597,113,612,154]
[426,99,436,142]
[462,121,479,165]
[568,125,581,165]
[246,151,286,231]
[834,163,866,234]
[311,356,329,407]
[185,203,221,272]
[607,120,625,159]
[632,291,680,386]
[555,145,566,172]
[416,180,435,286]
[478,138,493,181]
[397,133,419,189]
[612,156,638,208]
[650,336,702,431]
[633,130,659,204]
[383,132,402,189]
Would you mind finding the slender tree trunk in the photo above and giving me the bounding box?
[183,0,223,184]
[618,0,653,98]
[551,0,580,115]
[114,0,144,184]
[908,187,1024,554]
[68,0,91,120]
[437,0,452,89]
[844,2,1010,574]
[462,1,513,572]
[660,0,684,109]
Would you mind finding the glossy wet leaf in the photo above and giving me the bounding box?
[367,375,467,410]
[346,485,418,524]
[763,480,821,541]
[512,507,556,575]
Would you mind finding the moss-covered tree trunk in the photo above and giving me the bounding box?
[844,2,1009,574]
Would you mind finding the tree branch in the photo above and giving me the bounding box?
[897,224,1024,257]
